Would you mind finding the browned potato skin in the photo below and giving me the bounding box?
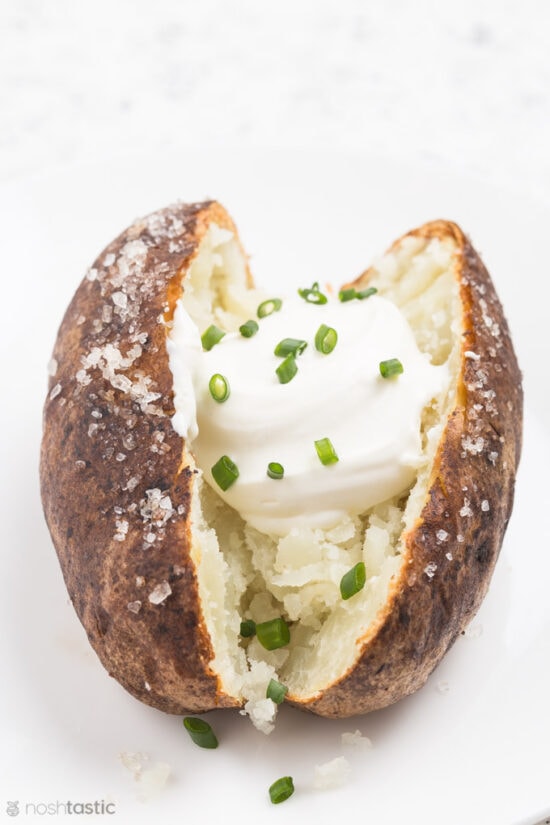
[41,206,522,719]
[290,221,523,717]
[41,201,247,714]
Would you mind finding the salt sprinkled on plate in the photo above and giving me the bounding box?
[313,757,351,789]
[341,730,372,749]
[148,581,172,604]
[436,680,450,693]
[465,623,483,639]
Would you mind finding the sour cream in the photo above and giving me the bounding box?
[168,292,447,536]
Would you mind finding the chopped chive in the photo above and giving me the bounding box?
[297,281,328,305]
[267,462,285,480]
[239,319,259,338]
[340,561,366,600]
[338,287,357,302]
[276,354,298,384]
[314,324,338,354]
[356,286,378,299]
[269,776,294,805]
[314,437,339,466]
[257,298,282,319]
[240,619,256,638]
[379,358,404,378]
[266,678,288,704]
[211,455,239,491]
[201,324,226,351]
[208,373,230,403]
[274,338,308,358]
[256,617,290,650]
[338,286,378,302]
[183,717,219,749]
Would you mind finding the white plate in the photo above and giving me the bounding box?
[1,150,548,825]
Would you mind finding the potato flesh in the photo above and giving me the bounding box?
[176,225,460,724]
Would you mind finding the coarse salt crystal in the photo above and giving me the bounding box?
[75,460,86,470]
[136,576,145,587]
[436,529,449,543]
[86,267,98,281]
[424,562,437,579]
[460,498,473,518]
[104,252,116,267]
[144,681,151,691]
[49,383,62,400]
[116,452,126,462]
[465,623,483,639]
[148,581,172,604]
[445,551,453,561]
[481,499,490,512]
[313,757,351,789]
[341,730,372,749]
[112,291,128,309]
[127,600,142,614]
[47,357,58,376]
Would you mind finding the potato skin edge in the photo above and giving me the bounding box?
[40,200,246,714]
[289,220,523,717]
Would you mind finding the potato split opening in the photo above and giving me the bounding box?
[169,223,462,732]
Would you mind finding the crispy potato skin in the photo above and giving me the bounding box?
[293,221,523,717]
[41,208,522,719]
[41,201,247,713]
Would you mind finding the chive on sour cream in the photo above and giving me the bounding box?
[167,291,447,537]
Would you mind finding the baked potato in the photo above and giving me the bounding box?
[40,201,522,728]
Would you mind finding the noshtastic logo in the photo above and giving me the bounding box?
[5,799,116,816]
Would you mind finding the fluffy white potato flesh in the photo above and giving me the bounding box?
[167,225,460,729]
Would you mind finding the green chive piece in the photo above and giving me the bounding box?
[267,462,285,480]
[201,324,225,351]
[240,619,256,638]
[269,776,294,805]
[256,617,290,650]
[276,354,298,384]
[239,319,259,338]
[314,437,339,466]
[356,286,378,299]
[257,298,282,319]
[183,717,219,749]
[338,287,357,302]
[208,373,230,403]
[340,561,366,600]
[274,338,308,358]
[211,455,239,491]
[338,286,378,302]
[314,324,338,354]
[379,358,404,378]
[266,678,288,704]
[297,280,328,305]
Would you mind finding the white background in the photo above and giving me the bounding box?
[1,3,549,825]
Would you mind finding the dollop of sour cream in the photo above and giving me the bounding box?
[168,292,447,536]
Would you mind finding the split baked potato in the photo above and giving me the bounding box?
[40,201,522,727]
